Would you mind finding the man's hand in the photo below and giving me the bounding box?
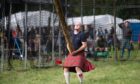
[71,51,78,56]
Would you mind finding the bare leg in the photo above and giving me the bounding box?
[75,67,83,84]
[64,68,70,84]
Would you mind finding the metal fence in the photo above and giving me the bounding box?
[0,0,140,72]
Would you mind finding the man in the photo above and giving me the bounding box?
[119,21,132,60]
[95,35,107,52]
[63,23,94,84]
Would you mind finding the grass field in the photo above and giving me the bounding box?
[0,49,140,84]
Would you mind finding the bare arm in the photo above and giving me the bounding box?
[67,41,87,55]
[75,42,87,53]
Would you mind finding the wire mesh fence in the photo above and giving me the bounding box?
[0,0,140,72]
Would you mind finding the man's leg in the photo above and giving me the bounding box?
[127,42,131,60]
[64,68,70,84]
[120,40,126,60]
[121,47,125,60]
[75,67,83,84]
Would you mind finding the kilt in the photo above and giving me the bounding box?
[63,52,95,72]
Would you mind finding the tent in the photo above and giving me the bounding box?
[67,14,123,28]
[67,14,123,40]
[125,19,140,23]
[10,10,58,29]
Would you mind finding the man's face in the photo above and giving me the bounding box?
[124,21,129,27]
[74,23,81,30]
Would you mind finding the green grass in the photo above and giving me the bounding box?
[0,47,140,84]
[0,60,140,84]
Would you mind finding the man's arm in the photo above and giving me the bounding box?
[118,23,124,29]
[72,42,87,55]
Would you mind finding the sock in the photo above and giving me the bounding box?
[64,72,70,84]
[77,72,83,84]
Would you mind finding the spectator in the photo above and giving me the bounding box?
[119,21,132,60]
[5,28,14,69]
[15,25,23,53]
[107,27,115,50]
[104,29,108,39]
[95,35,107,52]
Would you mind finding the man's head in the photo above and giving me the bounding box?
[119,21,130,28]
[74,22,82,31]
[124,21,130,28]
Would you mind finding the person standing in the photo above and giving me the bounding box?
[119,21,132,60]
[63,23,94,84]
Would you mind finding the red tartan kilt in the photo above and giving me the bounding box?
[63,53,95,72]
[84,59,95,72]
